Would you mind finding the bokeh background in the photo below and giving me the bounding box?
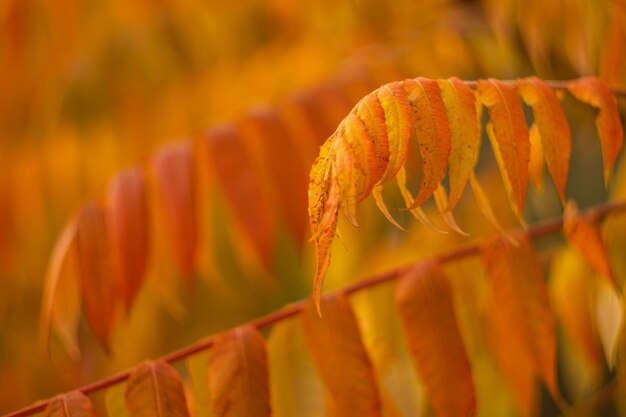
[0,0,624,414]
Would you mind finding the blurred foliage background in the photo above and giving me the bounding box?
[0,0,624,414]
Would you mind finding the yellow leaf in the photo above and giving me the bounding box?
[44,391,97,417]
[268,317,325,417]
[477,79,530,220]
[125,361,190,417]
[469,172,510,239]
[302,293,383,417]
[527,125,545,193]
[152,141,197,280]
[517,76,571,202]
[567,76,624,183]
[437,77,480,210]
[395,261,476,417]
[208,325,271,417]
[549,249,604,375]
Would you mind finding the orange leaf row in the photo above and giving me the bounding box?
[41,74,380,351]
[309,76,623,309]
[41,233,596,417]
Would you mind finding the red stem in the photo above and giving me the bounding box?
[6,198,626,417]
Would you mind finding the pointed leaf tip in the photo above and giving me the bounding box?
[477,79,530,220]
[567,76,623,184]
[563,201,617,289]
[517,77,571,202]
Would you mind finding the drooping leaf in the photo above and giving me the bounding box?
[517,76,571,202]
[239,107,310,242]
[302,293,382,417]
[353,87,391,191]
[205,124,275,268]
[477,79,530,219]
[395,261,476,417]
[268,317,326,417]
[377,81,414,185]
[403,77,452,209]
[567,76,623,183]
[437,77,480,210]
[125,361,190,417]
[152,141,197,280]
[76,201,116,350]
[44,391,97,417]
[481,237,557,416]
[107,167,149,313]
[40,219,81,358]
[208,325,271,417]
[563,202,616,288]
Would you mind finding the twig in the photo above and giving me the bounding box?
[5,199,626,417]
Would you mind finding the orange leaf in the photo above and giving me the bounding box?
[437,77,480,210]
[377,81,413,184]
[353,89,390,191]
[205,124,275,267]
[481,237,557,416]
[208,325,271,417]
[567,76,624,183]
[76,201,116,350]
[404,77,452,209]
[395,261,476,417]
[477,79,530,219]
[44,391,97,417]
[107,167,149,313]
[152,141,197,280]
[125,361,190,417]
[517,77,571,202]
[563,202,616,288]
[239,107,309,242]
[308,130,343,311]
[40,219,81,358]
[302,293,382,417]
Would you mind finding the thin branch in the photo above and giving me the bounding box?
[6,198,626,417]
